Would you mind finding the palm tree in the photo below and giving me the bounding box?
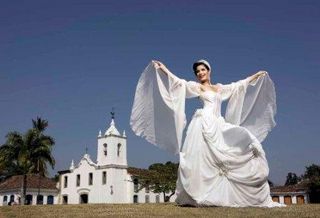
[29,117,55,176]
[0,117,55,205]
[0,132,26,179]
[0,131,29,204]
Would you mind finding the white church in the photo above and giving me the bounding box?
[58,115,175,204]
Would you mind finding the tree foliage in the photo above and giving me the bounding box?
[302,164,320,203]
[0,117,55,204]
[284,172,300,186]
[286,164,320,203]
[135,161,178,202]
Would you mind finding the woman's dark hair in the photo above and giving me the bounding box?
[193,62,210,75]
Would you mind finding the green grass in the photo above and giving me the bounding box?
[0,203,320,218]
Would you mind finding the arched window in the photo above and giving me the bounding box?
[117,143,121,156]
[3,196,7,204]
[26,195,33,205]
[62,195,68,204]
[76,174,81,187]
[88,173,93,185]
[47,195,54,205]
[10,195,14,203]
[102,171,107,185]
[103,143,107,156]
[133,195,138,203]
[64,176,68,188]
[37,195,43,205]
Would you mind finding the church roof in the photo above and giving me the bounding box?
[79,153,96,167]
[0,175,57,191]
[104,119,120,136]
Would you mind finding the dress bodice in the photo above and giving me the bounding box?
[200,91,222,117]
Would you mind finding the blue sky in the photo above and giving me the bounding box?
[0,0,319,185]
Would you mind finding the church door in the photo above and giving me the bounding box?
[133,195,138,203]
[80,194,88,204]
[296,195,305,204]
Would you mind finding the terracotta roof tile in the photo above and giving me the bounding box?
[0,175,57,191]
[271,183,309,193]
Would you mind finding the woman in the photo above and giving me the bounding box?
[131,59,284,207]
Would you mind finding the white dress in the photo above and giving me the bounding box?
[131,62,285,207]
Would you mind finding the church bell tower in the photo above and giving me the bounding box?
[96,110,127,166]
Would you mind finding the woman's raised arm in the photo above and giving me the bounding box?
[247,71,267,83]
[152,60,177,78]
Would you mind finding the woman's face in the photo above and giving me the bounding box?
[195,64,210,83]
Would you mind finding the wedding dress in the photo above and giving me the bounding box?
[130,62,284,207]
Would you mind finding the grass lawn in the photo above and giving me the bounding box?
[0,203,320,218]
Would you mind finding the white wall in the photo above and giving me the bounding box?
[97,135,127,166]
[59,156,129,204]
[0,191,58,206]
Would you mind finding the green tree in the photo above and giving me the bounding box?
[0,132,26,180]
[302,164,320,203]
[284,172,300,186]
[137,161,178,202]
[0,117,55,205]
[268,179,274,187]
[29,117,55,176]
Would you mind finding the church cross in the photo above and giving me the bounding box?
[111,107,115,120]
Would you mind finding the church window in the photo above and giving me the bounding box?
[26,195,33,205]
[47,195,54,205]
[103,143,107,156]
[64,176,68,188]
[134,178,139,193]
[117,143,121,156]
[3,196,7,204]
[76,174,80,187]
[145,195,150,203]
[102,171,107,185]
[133,195,138,203]
[36,195,43,205]
[9,195,14,204]
[89,173,93,185]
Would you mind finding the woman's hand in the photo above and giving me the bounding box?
[152,60,170,75]
[153,60,166,69]
[248,71,266,83]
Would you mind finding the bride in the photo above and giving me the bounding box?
[130,59,284,207]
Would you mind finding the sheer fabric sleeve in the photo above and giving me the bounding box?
[185,81,201,98]
[219,78,250,101]
[130,61,199,154]
[222,72,277,143]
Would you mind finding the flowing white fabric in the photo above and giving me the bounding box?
[130,61,284,207]
[224,72,277,142]
[130,62,198,154]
